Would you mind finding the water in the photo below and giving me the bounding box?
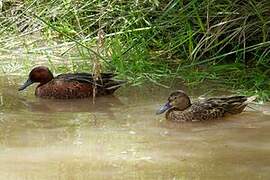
[0,76,269,179]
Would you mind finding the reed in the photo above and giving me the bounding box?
[0,0,269,100]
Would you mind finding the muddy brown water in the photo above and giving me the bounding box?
[0,76,269,179]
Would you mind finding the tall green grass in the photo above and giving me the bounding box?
[0,0,269,100]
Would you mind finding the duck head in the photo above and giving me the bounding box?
[156,90,191,114]
[18,66,54,91]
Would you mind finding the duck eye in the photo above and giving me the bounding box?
[169,95,177,101]
[169,96,176,101]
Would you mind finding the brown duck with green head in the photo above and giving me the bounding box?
[156,90,256,122]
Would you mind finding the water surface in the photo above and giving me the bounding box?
[0,76,269,179]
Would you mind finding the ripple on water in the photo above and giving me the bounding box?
[0,76,269,179]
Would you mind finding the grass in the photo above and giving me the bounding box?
[0,0,269,101]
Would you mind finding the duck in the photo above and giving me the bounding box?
[156,90,256,122]
[18,66,125,99]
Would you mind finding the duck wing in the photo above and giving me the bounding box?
[56,73,116,84]
[189,96,251,121]
[55,72,125,93]
[204,96,248,114]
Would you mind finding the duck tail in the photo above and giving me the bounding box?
[245,95,258,104]
[104,80,126,94]
[225,95,257,114]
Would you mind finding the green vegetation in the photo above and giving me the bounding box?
[0,0,269,100]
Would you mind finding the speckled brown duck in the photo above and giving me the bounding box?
[156,90,256,122]
[19,66,125,99]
